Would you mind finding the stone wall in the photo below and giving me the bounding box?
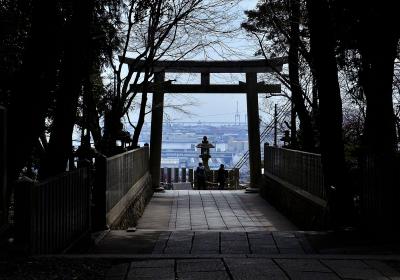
[109,173,153,229]
[96,147,153,229]
[261,171,328,230]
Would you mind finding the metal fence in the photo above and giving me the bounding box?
[15,168,91,254]
[264,145,326,200]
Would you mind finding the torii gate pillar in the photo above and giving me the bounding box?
[246,72,262,190]
[149,71,165,190]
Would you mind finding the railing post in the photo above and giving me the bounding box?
[160,168,165,183]
[181,168,187,182]
[188,168,193,187]
[167,168,172,184]
[92,155,107,231]
[174,168,179,183]
[235,168,240,188]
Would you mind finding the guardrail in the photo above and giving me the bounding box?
[264,145,326,200]
[15,168,91,254]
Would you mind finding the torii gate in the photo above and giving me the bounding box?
[122,58,287,190]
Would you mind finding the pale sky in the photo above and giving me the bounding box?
[162,0,261,124]
[125,0,275,126]
[161,0,274,122]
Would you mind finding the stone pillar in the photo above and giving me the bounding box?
[188,169,194,185]
[246,72,262,190]
[167,168,172,184]
[174,168,179,183]
[181,168,187,182]
[0,106,6,227]
[149,72,165,190]
[160,168,165,183]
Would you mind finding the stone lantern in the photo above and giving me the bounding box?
[196,136,215,170]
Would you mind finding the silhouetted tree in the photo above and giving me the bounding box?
[287,0,314,151]
[6,0,62,178]
[104,0,241,155]
[40,0,96,178]
[306,0,354,224]
[1,0,124,181]
[334,0,400,229]
[243,0,316,151]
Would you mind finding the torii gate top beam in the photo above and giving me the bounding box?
[120,57,287,73]
[130,82,282,94]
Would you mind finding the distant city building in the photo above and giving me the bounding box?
[136,122,249,170]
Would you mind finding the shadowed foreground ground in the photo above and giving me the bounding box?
[2,190,400,279]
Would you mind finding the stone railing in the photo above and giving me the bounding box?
[160,167,240,190]
[263,145,327,229]
[264,145,326,200]
[92,147,152,229]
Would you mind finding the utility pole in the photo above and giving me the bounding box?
[274,104,278,146]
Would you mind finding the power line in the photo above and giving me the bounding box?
[233,101,290,169]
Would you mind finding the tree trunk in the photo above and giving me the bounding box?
[86,78,102,150]
[7,0,60,181]
[311,75,320,149]
[360,36,397,156]
[101,103,124,156]
[288,0,314,151]
[131,92,148,147]
[306,0,352,225]
[40,0,94,178]
[358,6,399,230]
[361,42,397,152]
[80,75,92,158]
[131,68,153,147]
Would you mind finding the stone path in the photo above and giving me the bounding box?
[132,230,310,255]
[93,190,303,254]
[93,190,400,279]
[137,190,297,231]
[92,230,314,255]
[104,256,400,280]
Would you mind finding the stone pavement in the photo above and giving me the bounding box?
[137,190,297,231]
[92,190,400,279]
[92,190,302,254]
[103,256,400,280]
[92,230,313,255]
